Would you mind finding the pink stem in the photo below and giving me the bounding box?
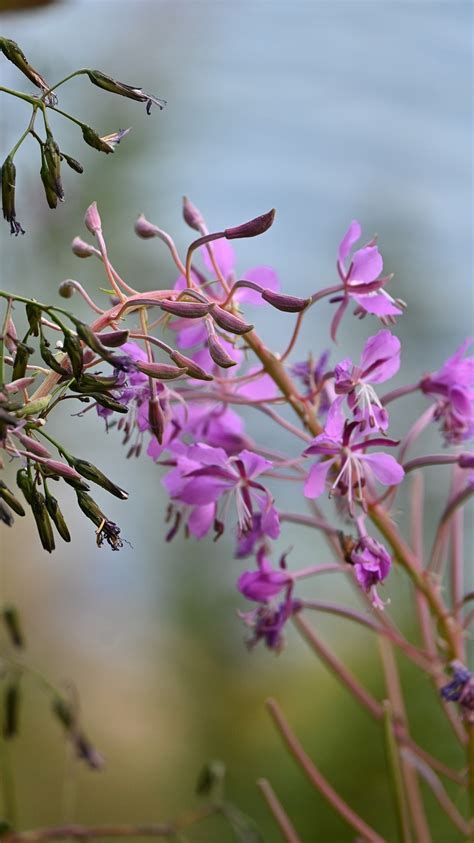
[257,779,302,843]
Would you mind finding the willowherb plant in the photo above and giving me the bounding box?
[0,41,473,843]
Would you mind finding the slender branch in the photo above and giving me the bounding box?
[257,779,302,843]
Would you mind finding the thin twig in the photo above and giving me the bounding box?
[257,779,302,843]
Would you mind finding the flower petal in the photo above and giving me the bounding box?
[304,459,335,498]
[360,452,404,486]
[360,330,401,383]
[349,246,383,284]
[338,220,361,265]
[351,293,402,316]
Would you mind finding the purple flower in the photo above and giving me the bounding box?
[334,330,400,431]
[148,402,250,460]
[421,338,474,445]
[350,535,391,609]
[238,547,292,602]
[163,444,279,536]
[441,661,474,717]
[303,398,404,513]
[238,596,301,653]
[331,221,403,341]
[235,510,281,558]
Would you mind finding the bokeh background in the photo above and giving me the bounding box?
[0,1,472,840]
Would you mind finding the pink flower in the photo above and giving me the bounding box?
[421,338,474,444]
[350,535,392,609]
[331,221,403,341]
[238,547,291,602]
[303,398,404,513]
[334,330,400,430]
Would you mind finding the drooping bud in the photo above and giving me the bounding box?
[1,157,24,236]
[182,196,205,231]
[0,38,49,92]
[61,152,84,174]
[58,280,74,299]
[40,149,59,209]
[85,69,166,113]
[169,351,213,381]
[44,490,71,543]
[148,396,165,444]
[67,457,128,500]
[159,300,209,318]
[71,236,96,258]
[134,213,157,239]
[209,304,253,335]
[136,361,187,380]
[0,481,26,517]
[261,289,310,313]
[207,335,238,369]
[63,331,84,380]
[41,459,84,483]
[13,431,51,459]
[84,202,102,234]
[12,342,33,381]
[225,209,275,240]
[43,136,64,200]
[2,605,25,648]
[95,329,129,347]
[459,453,474,469]
[90,394,129,414]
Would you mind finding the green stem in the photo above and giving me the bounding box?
[47,105,87,130]
[0,736,17,828]
[0,85,37,106]
[39,69,88,100]
[0,297,13,388]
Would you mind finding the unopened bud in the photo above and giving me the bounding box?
[41,459,84,482]
[209,304,253,335]
[261,289,310,312]
[182,196,205,231]
[225,209,275,240]
[136,361,187,380]
[0,481,25,517]
[148,396,165,444]
[159,300,209,318]
[12,342,33,381]
[71,236,96,258]
[44,491,71,543]
[95,329,129,347]
[44,136,64,200]
[459,453,474,469]
[14,431,51,459]
[134,213,157,238]
[84,201,102,234]
[58,280,74,299]
[169,351,213,381]
[62,152,84,174]
[207,335,238,369]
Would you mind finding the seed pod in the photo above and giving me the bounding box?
[12,342,33,382]
[148,396,164,444]
[91,394,129,414]
[43,136,64,200]
[39,335,69,376]
[85,69,166,111]
[1,157,24,235]
[68,457,128,500]
[75,491,123,550]
[225,208,275,240]
[40,151,59,209]
[207,335,238,369]
[209,304,253,335]
[159,300,209,318]
[2,605,25,648]
[0,38,49,92]
[16,468,34,506]
[135,361,187,380]
[169,351,213,381]
[81,125,115,155]
[30,491,55,553]
[15,395,52,418]
[0,480,25,517]
[62,332,84,380]
[261,289,310,312]
[25,303,42,336]
[44,490,71,543]
[3,680,20,740]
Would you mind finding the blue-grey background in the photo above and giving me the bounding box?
[0,1,472,840]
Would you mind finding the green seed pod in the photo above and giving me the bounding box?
[30,491,55,553]
[12,341,33,381]
[43,136,64,200]
[63,331,83,381]
[89,394,129,414]
[85,69,166,111]
[61,152,84,174]
[70,373,121,393]
[40,151,59,210]
[39,335,69,376]
[2,605,25,648]
[81,125,115,155]
[0,38,49,91]
[0,480,26,517]
[16,468,34,506]
[44,490,71,543]
[68,457,128,500]
[15,395,52,418]
[1,156,24,235]
[3,680,21,740]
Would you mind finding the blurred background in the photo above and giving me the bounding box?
[0,0,472,840]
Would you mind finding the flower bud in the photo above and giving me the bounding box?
[207,335,238,369]
[68,457,128,500]
[459,453,474,469]
[261,289,310,313]
[136,361,187,380]
[0,481,25,517]
[148,396,165,444]
[95,329,129,347]
[2,606,24,648]
[169,351,213,381]
[182,196,205,231]
[91,394,129,414]
[71,236,96,258]
[159,300,209,318]
[209,304,253,335]
[44,491,71,543]
[61,152,84,174]
[225,209,275,240]
[134,213,157,239]
[41,459,84,483]
[13,431,51,459]
[1,157,24,236]
[84,201,102,234]
[58,280,74,299]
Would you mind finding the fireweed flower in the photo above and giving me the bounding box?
[238,546,292,602]
[441,661,474,717]
[303,398,404,513]
[164,444,279,537]
[331,220,403,341]
[334,330,400,431]
[235,511,281,558]
[420,338,474,445]
[238,594,301,653]
[147,401,250,460]
[350,535,392,609]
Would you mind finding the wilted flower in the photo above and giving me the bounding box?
[350,535,392,609]
[441,661,474,717]
[238,547,292,602]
